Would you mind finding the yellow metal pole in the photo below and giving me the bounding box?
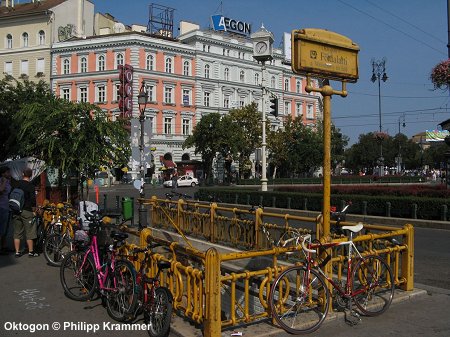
[204,248,221,337]
[321,86,333,238]
[401,224,414,290]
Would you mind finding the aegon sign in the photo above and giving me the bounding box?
[211,15,251,36]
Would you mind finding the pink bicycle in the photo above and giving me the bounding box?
[268,223,395,334]
[59,212,137,322]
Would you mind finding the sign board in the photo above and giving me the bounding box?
[211,15,251,36]
[291,28,359,82]
[426,130,450,142]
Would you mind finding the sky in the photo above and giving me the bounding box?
[91,0,450,145]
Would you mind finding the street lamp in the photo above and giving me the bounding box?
[137,81,148,230]
[371,58,388,176]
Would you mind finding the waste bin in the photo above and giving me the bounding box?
[122,197,133,221]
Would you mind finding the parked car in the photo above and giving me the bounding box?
[163,175,199,188]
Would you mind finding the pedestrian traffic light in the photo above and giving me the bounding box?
[269,97,278,117]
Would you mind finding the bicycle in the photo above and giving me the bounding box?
[129,242,173,337]
[43,214,78,266]
[59,211,137,322]
[269,223,395,334]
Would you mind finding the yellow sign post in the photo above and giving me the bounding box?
[291,28,359,240]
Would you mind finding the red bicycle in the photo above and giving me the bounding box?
[269,223,395,334]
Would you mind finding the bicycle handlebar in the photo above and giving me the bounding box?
[301,234,316,254]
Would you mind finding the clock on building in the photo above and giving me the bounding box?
[251,24,274,62]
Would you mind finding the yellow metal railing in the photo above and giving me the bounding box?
[124,197,415,337]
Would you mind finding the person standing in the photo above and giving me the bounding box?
[12,168,38,257]
[0,166,12,253]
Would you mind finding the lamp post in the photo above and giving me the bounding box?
[371,58,388,177]
[137,81,148,230]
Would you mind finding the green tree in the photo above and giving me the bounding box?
[0,76,53,161]
[13,98,130,182]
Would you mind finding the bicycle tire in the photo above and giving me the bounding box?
[352,255,394,316]
[105,260,138,322]
[269,266,329,334]
[60,250,98,301]
[43,233,71,267]
[33,216,45,254]
[145,286,173,337]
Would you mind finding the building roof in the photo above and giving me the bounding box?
[0,0,67,18]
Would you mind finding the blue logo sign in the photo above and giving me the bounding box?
[211,15,251,36]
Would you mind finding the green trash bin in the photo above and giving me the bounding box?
[122,197,133,221]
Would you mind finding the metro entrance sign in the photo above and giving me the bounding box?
[291,28,359,82]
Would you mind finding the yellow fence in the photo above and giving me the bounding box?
[123,196,415,337]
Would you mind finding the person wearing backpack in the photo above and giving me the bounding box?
[0,166,12,253]
[12,168,37,257]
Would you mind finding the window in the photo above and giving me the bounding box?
[36,58,45,73]
[182,89,191,105]
[296,102,303,117]
[63,59,70,74]
[239,100,244,108]
[146,84,155,102]
[97,55,105,71]
[271,76,276,88]
[79,87,88,102]
[254,73,260,85]
[80,57,87,73]
[296,80,302,93]
[146,54,154,70]
[164,117,172,134]
[20,60,28,75]
[22,33,28,47]
[183,61,190,76]
[6,34,12,49]
[116,53,124,69]
[165,57,172,73]
[204,64,210,79]
[307,105,314,119]
[38,30,45,45]
[204,92,210,107]
[114,83,120,101]
[164,87,173,104]
[62,88,70,101]
[284,79,289,91]
[202,44,210,52]
[4,61,12,75]
[239,70,245,82]
[223,96,229,108]
[182,118,190,135]
[97,85,106,103]
[224,67,229,81]
[284,101,290,115]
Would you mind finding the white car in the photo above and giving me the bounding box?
[163,175,199,188]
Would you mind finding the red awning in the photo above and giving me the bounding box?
[163,160,176,169]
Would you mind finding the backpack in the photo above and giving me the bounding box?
[9,188,25,214]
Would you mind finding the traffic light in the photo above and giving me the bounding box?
[269,97,278,117]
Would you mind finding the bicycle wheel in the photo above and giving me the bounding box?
[352,255,394,316]
[60,250,97,301]
[44,233,71,267]
[34,216,45,254]
[269,266,329,334]
[105,260,138,322]
[145,286,173,337]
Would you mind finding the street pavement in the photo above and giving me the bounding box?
[1,250,450,337]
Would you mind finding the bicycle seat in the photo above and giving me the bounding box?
[110,231,128,241]
[342,223,364,233]
[158,261,171,270]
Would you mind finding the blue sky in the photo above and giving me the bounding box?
[92,0,449,145]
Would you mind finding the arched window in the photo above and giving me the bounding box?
[116,53,124,68]
[183,61,190,76]
[254,73,259,85]
[63,59,70,74]
[22,32,28,47]
[224,67,229,81]
[284,79,289,91]
[97,55,105,71]
[296,80,302,93]
[271,76,276,88]
[204,64,210,79]
[38,30,45,45]
[240,70,245,82]
[165,57,172,73]
[80,57,87,73]
[6,34,12,49]
[146,54,154,70]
